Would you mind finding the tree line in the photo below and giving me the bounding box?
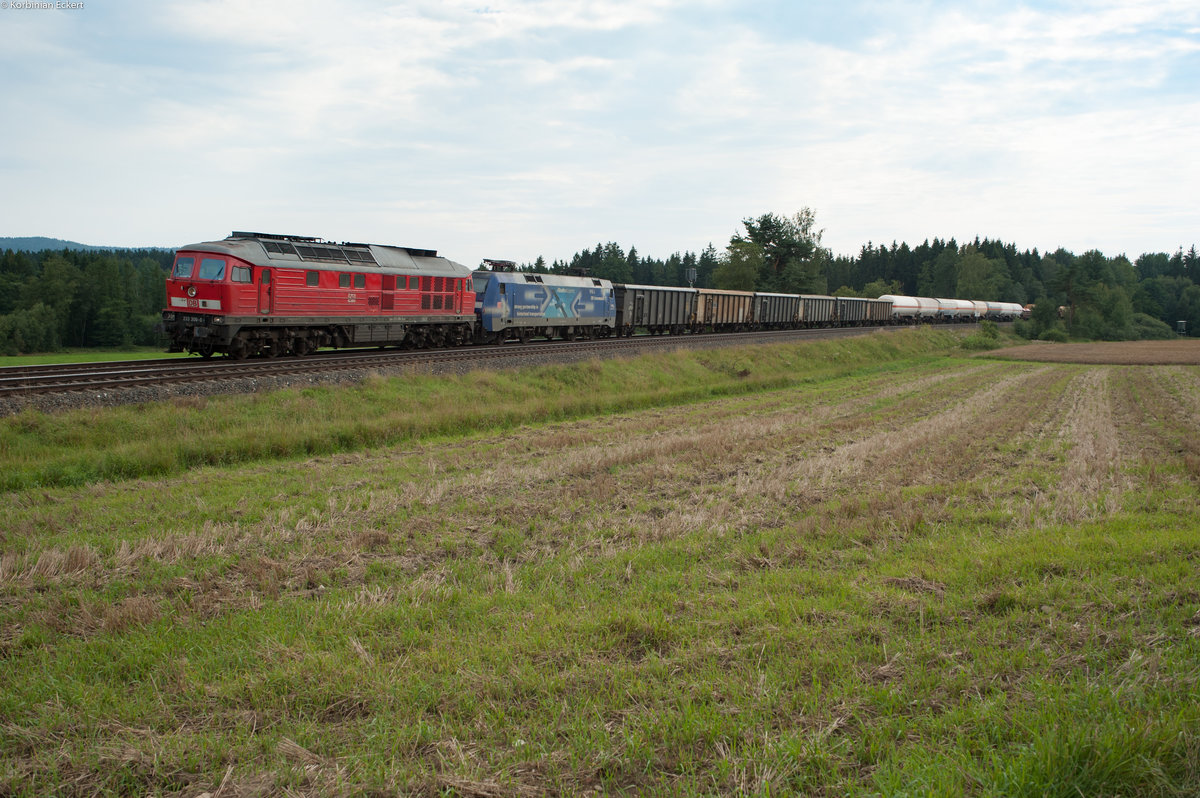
[526,209,1200,341]
[3,210,1197,354]
[0,248,171,355]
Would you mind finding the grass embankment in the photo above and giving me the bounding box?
[2,328,1199,796]
[0,327,955,491]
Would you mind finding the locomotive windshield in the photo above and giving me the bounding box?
[172,257,194,278]
[197,258,226,281]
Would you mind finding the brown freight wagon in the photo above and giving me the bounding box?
[696,289,754,331]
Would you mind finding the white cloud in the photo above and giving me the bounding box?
[0,0,1196,261]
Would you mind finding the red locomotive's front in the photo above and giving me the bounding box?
[162,246,246,355]
[161,245,259,357]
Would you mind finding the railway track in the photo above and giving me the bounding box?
[0,324,910,404]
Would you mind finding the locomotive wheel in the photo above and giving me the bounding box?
[518,329,530,344]
[293,338,311,357]
[195,341,215,359]
[228,338,249,360]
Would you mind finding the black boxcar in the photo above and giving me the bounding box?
[752,293,801,328]
[614,284,698,336]
[800,295,836,327]
[866,298,892,324]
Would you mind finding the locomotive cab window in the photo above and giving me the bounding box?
[339,273,351,288]
[198,258,226,281]
[231,266,252,283]
[354,273,365,289]
[306,271,319,287]
[172,257,195,279]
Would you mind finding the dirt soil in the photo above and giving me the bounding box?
[986,339,1200,365]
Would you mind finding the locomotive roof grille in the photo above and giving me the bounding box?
[262,240,298,256]
[228,231,442,265]
[260,238,378,266]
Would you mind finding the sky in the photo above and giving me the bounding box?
[1,0,1197,268]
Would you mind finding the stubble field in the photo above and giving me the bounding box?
[2,330,1198,796]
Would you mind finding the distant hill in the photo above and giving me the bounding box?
[0,236,171,252]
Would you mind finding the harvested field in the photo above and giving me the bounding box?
[2,334,1199,797]
[986,338,1200,364]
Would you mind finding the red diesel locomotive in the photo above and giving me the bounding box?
[161,232,475,358]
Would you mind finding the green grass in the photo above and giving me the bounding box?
[2,328,1198,796]
[0,347,191,367]
[0,327,960,491]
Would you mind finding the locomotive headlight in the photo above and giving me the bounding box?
[186,286,197,297]
[212,316,224,325]
[163,312,176,321]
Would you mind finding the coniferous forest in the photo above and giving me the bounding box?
[1,211,1197,354]
[0,248,172,355]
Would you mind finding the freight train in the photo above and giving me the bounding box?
[160,232,1025,358]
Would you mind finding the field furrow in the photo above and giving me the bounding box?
[2,339,1199,798]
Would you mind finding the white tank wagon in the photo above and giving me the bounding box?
[995,302,1025,320]
[936,298,979,320]
[952,298,977,318]
[879,295,940,320]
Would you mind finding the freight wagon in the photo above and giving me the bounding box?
[696,289,754,331]
[614,284,697,336]
[836,296,886,326]
[800,295,837,327]
[753,293,801,329]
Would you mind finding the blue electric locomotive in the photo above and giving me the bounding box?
[472,269,616,343]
